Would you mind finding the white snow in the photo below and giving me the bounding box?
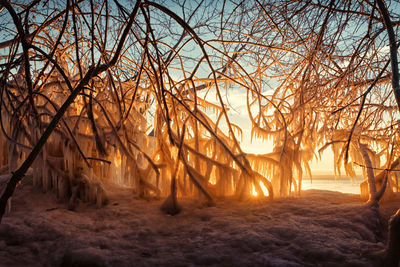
[0,181,398,266]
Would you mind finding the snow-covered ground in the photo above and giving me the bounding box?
[0,181,398,266]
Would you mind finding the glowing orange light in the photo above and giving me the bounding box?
[259,181,269,196]
[251,184,258,196]
[251,181,269,197]
[114,150,122,168]
[208,167,217,185]
[209,176,216,185]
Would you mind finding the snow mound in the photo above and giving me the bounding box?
[1,184,398,266]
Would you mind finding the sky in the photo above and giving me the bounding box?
[0,0,382,180]
[196,86,364,178]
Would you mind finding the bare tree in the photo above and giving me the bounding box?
[0,0,399,227]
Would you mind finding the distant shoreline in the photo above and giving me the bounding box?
[304,174,364,180]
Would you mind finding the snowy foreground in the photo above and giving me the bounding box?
[1,181,399,267]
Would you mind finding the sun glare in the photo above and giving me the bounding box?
[251,184,258,196]
[209,176,216,185]
[251,181,270,197]
[259,181,269,196]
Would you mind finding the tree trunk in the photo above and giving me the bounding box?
[384,209,400,267]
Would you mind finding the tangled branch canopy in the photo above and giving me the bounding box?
[0,0,399,211]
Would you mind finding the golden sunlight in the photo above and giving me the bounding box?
[251,181,270,197]
[251,184,258,196]
[1,1,400,266]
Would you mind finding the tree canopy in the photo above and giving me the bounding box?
[0,0,399,219]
